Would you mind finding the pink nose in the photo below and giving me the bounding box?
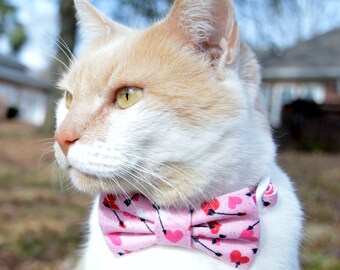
[54,128,80,156]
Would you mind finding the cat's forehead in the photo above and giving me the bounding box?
[57,24,241,126]
[59,35,134,93]
[59,26,211,95]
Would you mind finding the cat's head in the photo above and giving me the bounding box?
[54,0,275,207]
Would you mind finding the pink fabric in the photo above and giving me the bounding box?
[99,181,278,269]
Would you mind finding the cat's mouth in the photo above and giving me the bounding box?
[67,165,120,181]
[67,165,135,185]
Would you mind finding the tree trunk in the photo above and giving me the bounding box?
[43,0,76,134]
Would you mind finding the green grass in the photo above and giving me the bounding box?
[0,122,339,269]
[278,151,340,270]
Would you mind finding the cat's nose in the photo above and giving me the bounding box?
[54,128,80,156]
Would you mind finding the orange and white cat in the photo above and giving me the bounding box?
[54,0,303,269]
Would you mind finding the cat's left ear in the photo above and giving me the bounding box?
[164,0,239,70]
[74,0,129,45]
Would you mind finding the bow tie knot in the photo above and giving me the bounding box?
[99,179,277,269]
[153,204,192,248]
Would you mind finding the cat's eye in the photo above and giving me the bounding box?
[115,87,143,109]
[65,91,73,109]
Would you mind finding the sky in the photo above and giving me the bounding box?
[233,0,340,54]
[2,0,58,71]
[2,0,340,72]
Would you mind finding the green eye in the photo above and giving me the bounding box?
[116,87,143,109]
[65,91,73,109]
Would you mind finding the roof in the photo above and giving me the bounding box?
[0,54,27,71]
[261,28,340,80]
[0,54,50,92]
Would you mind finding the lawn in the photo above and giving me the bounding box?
[0,121,339,269]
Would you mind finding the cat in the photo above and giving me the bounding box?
[54,0,303,269]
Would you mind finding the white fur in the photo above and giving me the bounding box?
[54,1,303,269]
[55,75,303,269]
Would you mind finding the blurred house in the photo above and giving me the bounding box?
[0,54,50,125]
[260,28,340,151]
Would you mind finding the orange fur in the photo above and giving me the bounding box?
[55,0,263,205]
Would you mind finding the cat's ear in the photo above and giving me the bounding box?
[165,0,239,66]
[74,0,129,45]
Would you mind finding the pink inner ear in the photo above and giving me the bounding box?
[164,0,240,64]
[225,23,240,65]
[75,0,131,47]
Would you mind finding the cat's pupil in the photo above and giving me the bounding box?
[126,92,129,100]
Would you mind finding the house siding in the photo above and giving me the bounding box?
[0,55,51,126]
[0,80,49,126]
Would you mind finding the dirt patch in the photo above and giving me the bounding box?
[0,121,89,270]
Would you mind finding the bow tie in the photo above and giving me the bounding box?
[99,178,277,269]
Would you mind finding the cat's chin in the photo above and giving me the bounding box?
[68,168,145,198]
[68,168,122,194]
[67,167,198,208]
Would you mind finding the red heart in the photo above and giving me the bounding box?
[108,233,122,246]
[103,194,119,210]
[230,250,250,264]
[132,194,139,201]
[201,198,220,215]
[228,196,242,209]
[240,229,258,242]
[164,230,183,243]
[208,221,221,234]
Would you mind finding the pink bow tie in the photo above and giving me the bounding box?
[99,179,277,269]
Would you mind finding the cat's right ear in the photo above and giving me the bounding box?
[74,0,129,46]
[163,0,240,75]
